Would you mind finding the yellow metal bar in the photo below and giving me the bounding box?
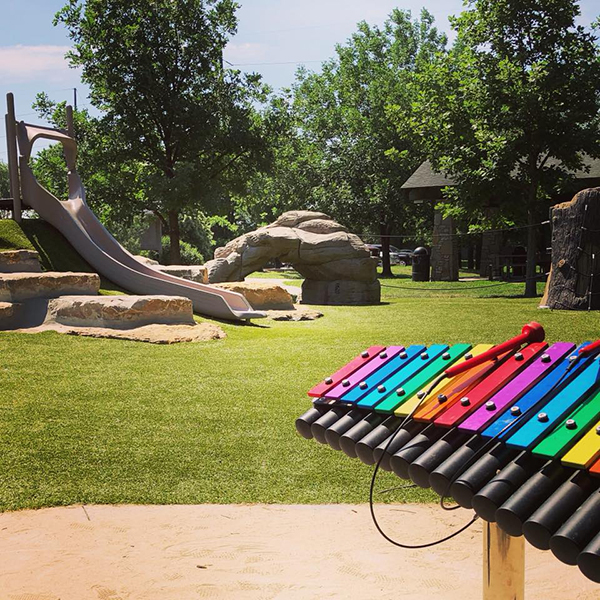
[562,416,600,468]
[483,522,524,600]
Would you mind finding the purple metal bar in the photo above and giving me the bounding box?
[459,342,575,433]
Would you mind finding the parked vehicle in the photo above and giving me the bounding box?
[367,244,414,266]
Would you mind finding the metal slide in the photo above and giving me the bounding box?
[15,120,265,321]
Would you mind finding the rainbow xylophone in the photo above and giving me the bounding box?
[296,323,600,584]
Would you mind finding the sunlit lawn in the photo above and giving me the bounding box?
[1,279,596,511]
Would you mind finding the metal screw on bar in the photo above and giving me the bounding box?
[538,412,549,423]
[377,385,386,393]
[438,394,447,403]
[465,353,473,360]
[417,391,426,399]
[565,419,577,430]
[510,406,521,416]
[400,352,408,359]
[421,352,428,359]
[596,426,600,435]
[442,352,451,360]
[486,401,496,411]
[361,351,369,358]
[514,352,524,361]
[325,377,333,384]
[461,397,470,407]
[396,388,405,396]
[359,381,368,390]
[379,351,387,358]
[342,379,350,387]
[541,354,551,363]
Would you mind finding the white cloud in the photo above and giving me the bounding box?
[0,45,79,82]
[224,42,268,65]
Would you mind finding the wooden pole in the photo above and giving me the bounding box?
[66,104,74,138]
[483,522,525,600]
[5,93,21,223]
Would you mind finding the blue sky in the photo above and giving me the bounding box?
[1,0,599,159]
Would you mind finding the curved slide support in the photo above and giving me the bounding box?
[15,120,265,321]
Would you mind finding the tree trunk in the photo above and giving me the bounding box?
[467,244,475,270]
[524,182,538,298]
[168,209,181,265]
[380,220,393,277]
[542,188,600,310]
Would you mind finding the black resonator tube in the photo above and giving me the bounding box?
[523,472,600,551]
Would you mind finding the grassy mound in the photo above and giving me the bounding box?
[0,218,121,292]
[0,219,36,252]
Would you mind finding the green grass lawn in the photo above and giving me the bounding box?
[2,291,599,511]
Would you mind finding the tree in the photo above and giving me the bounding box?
[414,0,600,296]
[287,9,446,275]
[236,10,445,274]
[55,0,275,263]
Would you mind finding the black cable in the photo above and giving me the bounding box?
[369,374,480,549]
[380,273,547,292]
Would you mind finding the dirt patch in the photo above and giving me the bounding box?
[14,321,225,344]
[0,503,596,600]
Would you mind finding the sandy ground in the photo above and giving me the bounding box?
[1,503,598,600]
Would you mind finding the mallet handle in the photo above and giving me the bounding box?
[444,322,545,378]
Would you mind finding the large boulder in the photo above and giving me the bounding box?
[0,250,42,273]
[204,211,379,305]
[301,280,381,306]
[213,282,294,310]
[0,272,100,302]
[46,295,195,329]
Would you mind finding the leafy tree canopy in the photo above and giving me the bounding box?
[412,0,600,294]
[55,0,279,262]
[240,9,446,274]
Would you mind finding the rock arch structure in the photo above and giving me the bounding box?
[204,211,380,305]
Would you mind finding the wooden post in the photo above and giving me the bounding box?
[66,104,74,138]
[483,522,525,600]
[5,92,21,223]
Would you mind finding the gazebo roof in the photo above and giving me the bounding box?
[402,157,600,191]
[401,161,455,190]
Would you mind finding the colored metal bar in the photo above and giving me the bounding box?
[460,342,574,433]
[323,346,404,400]
[413,351,505,423]
[374,344,471,414]
[308,345,384,398]
[533,388,600,460]
[562,415,600,468]
[356,344,449,410]
[481,343,591,439]
[590,458,600,477]
[506,356,600,451]
[434,342,547,428]
[395,344,493,417]
[338,344,425,404]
